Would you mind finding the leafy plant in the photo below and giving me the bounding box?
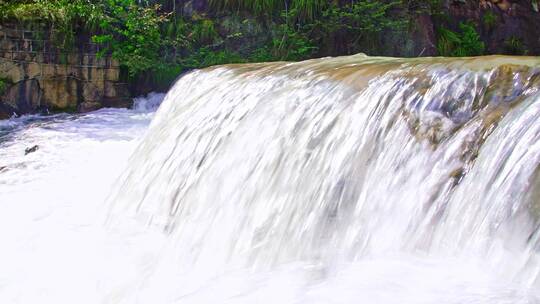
[504,36,527,55]
[0,0,104,50]
[437,27,460,56]
[270,9,318,61]
[437,22,485,57]
[457,23,485,56]
[307,1,405,55]
[92,0,167,77]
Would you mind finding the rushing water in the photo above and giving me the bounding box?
[1,55,540,303]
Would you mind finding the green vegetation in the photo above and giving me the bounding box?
[504,36,527,55]
[0,0,407,74]
[208,0,282,17]
[0,0,103,49]
[0,78,9,96]
[207,0,326,20]
[437,23,485,57]
[92,1,166,76]
[482,11,497,31]
[0,0,515,89]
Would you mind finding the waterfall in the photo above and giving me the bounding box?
[104,55,540,302]
[1,54,539,303]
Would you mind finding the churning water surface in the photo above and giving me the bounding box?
[0,55,539,304]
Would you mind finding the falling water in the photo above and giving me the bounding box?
[1,55,540,303]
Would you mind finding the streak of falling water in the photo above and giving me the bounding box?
[1,55,540,303]
[108,55,540,303]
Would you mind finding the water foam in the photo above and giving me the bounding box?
[1,56,539,303]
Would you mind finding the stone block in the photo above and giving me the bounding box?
[105,68,120,81]
[40,77,80,110]
[82,82,102,102]
[0,59,24,82]
[26,62,42,79]
[67,53,80,65]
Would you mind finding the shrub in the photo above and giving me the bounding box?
[457,23,485,56]
[0,0,103,50]
[92,0,167,77]
[437,22,485,57]
[271,12,318,61]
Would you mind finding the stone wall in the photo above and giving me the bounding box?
[448,0,540,55]
[0,24,130,119]
[175,0,540,58]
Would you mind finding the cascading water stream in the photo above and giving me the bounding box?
[108,55,540,302]
[0,54,539,303]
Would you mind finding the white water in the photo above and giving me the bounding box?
[0,97,167,303]
[0,55,539,303]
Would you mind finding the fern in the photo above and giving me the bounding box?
[437,22,485,57]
